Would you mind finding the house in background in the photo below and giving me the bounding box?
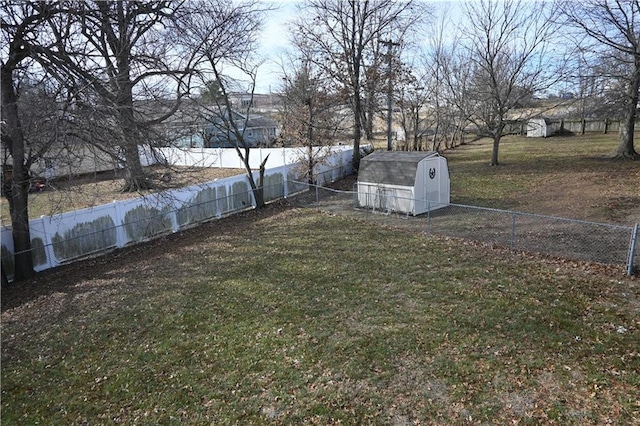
[170,108,280,149]
[228,92,283,112]
[204,110,279,148]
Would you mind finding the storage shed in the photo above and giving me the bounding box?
[357,151,450,215]
[527,118,552,137]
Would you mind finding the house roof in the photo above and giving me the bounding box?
[358,151,439,186]
[246,114,278,129]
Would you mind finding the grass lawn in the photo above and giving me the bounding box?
[445,133,640,224]
[1,206,639,424]
[1,133,639,424]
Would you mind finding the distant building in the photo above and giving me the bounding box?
[527,118,553,138]
[227,92,283,111]
[170,108,280,148]
[204,110,279,148]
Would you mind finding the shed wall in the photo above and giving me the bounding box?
[357,155,450,215]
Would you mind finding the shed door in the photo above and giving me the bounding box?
[425,160,439,204]
[375,187,394,212]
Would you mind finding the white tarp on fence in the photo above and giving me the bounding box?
[1,146,356,280]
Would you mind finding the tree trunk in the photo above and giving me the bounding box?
[253,179,265,209]
[490,134,501,166]
[120,140,151,192]
[617,118,637,159]
[8,168,32,281]
[0,67,34,281]
[616,58,640,159]
[431,122,440,152]
[307,144,314,185]
[254,154,270,209]
[353,112,362,170]
[363,94,375,140]
[307,106,315,184]
[1,266,8,287]
[351,89,363,170]
[116,48,154,192]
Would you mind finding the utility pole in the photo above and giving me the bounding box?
[382,40,399,151]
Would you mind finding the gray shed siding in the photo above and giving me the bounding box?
[358,151,438,186]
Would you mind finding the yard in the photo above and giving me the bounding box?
[1,133,638,225]
[1,133,639,424]
[444,133,640,225]
[2,205,638,424]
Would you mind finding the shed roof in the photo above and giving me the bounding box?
[529,117,552,125]
[358,151,439,186]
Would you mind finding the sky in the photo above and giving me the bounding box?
[253,1,299,93]
[252,0,462,93]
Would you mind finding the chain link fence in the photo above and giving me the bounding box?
[2,176,637,280]
[288,183,639,275]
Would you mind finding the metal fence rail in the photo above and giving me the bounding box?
[292,183,639,275]
[426,204,635,267]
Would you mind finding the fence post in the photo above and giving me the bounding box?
[113,200,127,248]
[426,201,431,232]
[36,215,56,271]
[510,212,517,251]
[169,196,180,233]
[628,223,639,276]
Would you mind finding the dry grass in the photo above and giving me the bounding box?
[1,205,638,424]
[1,133,639,424]
[445,134,640,224]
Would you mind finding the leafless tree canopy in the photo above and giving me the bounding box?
[291,0,428,169]
[452,0,564,165]
[557,0,640,159]
[173,0,272,208]
[280,56,347,183]
[33,1,194,191]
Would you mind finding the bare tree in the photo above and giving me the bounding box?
[557,0,640,159]
[280,55,346,184]
[394,59,436,151]
[563,51,630,127]
[31,1,192,192]
[361,40,385,141]
[173,0,272,208]
[1,1,66,280]
[423,10,472,151]
[292,0,426,170]
[457,0,563,165]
